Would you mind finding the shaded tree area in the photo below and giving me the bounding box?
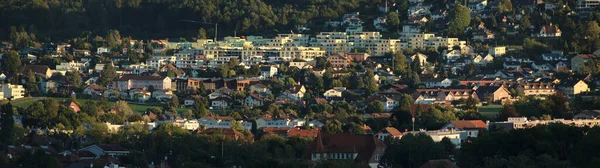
[0,0,386,42]
[459,124,600,168]
[379,133,452,168]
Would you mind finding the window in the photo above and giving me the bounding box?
[375,154,380,160]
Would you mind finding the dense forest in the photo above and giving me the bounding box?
[0,0,391,41]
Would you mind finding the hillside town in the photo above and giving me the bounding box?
[2,0,600,168]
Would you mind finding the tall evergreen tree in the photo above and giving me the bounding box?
[98,63,117,86]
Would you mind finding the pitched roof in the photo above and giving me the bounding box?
[380,127,403,137]
[540,24,561,34]
[420,159,458,168]
[115,75,168,81]
[288,127,320,138]
[303,133,385,163]
[450,120,487,130]
[200,128,246,140]
[21,65,50,75]
[97,144,128,152]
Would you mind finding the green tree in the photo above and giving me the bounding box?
[364,69,378,94]
[0,103,15,143]
[498,104,519,121]
[343,122,366,134]
[393,52,409,75]
[379,133,448,168]
[367,101,385,113]
[65,71,83,88]
[26,69,39,96]
[324,119,343,134]
[198,28,208,39]
[447,4,471,36]
[1,50,21,75]
[193,99,209,118]
[387,12,401,31]
[411,55,422,75]
[584,21,600,52]
[169,95,179,108]
[114,101,134,120]
[98,63,117,86]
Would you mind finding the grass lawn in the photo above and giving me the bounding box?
[479,105,503,119]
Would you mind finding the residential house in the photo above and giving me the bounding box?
[517,82,556,96]
[405,130,464,147]
[249,83,272,94]
[211,96,233,109]
[174,119,201,130]
[283,85,306,102]
[414,88,477,104]
[324,87,346,99]
[245,94,264,107]
[152,90,173,101]
[473,53,494,66]
[488,46,506,56]
[471,29,495,42]
[571,54,599,72]
[78,144,129,158]
[64,100,81,113]
[260,66,278,78]
[541,51,566,61]
[328,53,351,69]
[21,65,53,79]
[183,95,202,106]
[255,114,304,129]
[537,24,562,37]
[198,128,249,140]
[476,85,510,103]
[83,84,104,97]
[410,53,429,67]
[199,114,252,130]
[97,47,110,54]
[112,75,172,91]
[56,60,89,73]
[557,80,589,96]
[374,17,388,31]
[290,62,313,69]
[1,84,25,100]
[442,49,462,61]
[376,127,403,142]
[532,61,555,71]
[441,120,487,139]
[420,76,453,88]
[129,89,152,102]
[302,134,386,168]
[408,16,429,24]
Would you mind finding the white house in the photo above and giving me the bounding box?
[537,24,562,37]
[152,90,173,101]
[1,84,25,100]
[443,50,462,61]
[83,84,103,97]
[244,94,264,107]
[410,53,429,66]
[260,66,278,78]
[441,120,487,139]
[174,119,201,130]
[376,127,403,142]
[488,46,506,57]
[255,114,305,129]
[211,97,233,109]
[381,96,398,112]
[129,89,152,102]
[323,87,346,99]
[97,47,110,54]
[406,130,465,148]
[199,114,252,130]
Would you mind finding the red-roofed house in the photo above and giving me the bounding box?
[302,133,386,168]
[441,120,487,138]
[537,24,561,37]
[288,127,320,138]
[376,127,403,142]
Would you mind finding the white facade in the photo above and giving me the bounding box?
[2,84,25,100]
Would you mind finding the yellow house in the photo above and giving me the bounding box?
[558,80,589,96]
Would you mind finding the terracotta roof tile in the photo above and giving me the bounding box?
[450,120,487,130]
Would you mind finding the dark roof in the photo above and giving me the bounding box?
[115,75,167,81]
[302,133,385,163]
[21,65,50,75]
[97,144,128,152]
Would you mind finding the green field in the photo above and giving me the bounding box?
[13,97,191,113]
[479,105,503,118]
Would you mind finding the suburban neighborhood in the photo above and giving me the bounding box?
[1,0,600,168]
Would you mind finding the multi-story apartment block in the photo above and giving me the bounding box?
[56,60,89,73]
[112,75,171,91]
[1,84,25,100]
[280,46,325,61]
[577,0,600,10]
[401,33,466,49]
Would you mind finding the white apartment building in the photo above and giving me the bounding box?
[56,60,89,73]
[401,33,466,49]
[267,34,311,47]
[1,84,25,100]
[279,46,325,61]
[146,56,176,70]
